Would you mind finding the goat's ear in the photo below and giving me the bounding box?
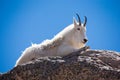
[73,17,77,26]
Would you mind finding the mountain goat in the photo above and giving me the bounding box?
[15,14,88,66]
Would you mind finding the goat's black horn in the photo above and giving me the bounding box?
[84,16,87,26]
[76,13,81,26]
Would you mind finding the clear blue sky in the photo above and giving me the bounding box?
[0,0,120,73]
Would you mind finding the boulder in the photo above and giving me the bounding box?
[0,46,120,80]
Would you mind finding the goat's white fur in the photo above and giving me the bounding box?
[15,16,87,66]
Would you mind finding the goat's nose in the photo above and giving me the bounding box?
[83,39,88,43]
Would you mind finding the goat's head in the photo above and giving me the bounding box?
[72,14,88,46]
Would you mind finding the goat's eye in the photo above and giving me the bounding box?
[77,28,80,30]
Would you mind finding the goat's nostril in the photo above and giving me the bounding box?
[84,39,88,43]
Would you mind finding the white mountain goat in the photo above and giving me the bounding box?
[15,14,88,66]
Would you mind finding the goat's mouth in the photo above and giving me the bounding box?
[82,41,87,44]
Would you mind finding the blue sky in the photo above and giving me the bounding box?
[0,0,120,73]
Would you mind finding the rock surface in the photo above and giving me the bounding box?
[0,46,120,80]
